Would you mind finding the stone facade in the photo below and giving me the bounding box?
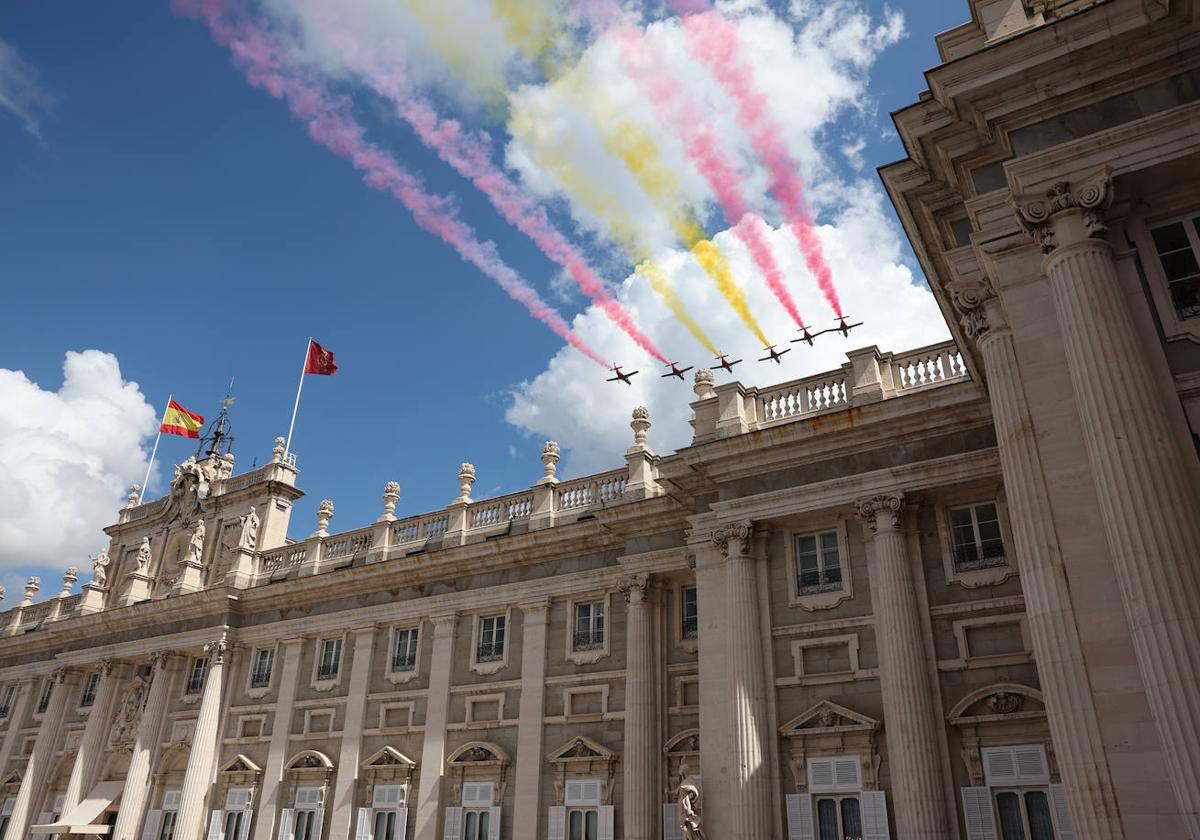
[2,1,1200,839]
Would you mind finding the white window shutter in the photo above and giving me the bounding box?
[547,806,566,840]
[226,789,252,811]
[833,758,862,791]
[1,798,15,817]
[785,794,814,840]
[982,748,1017,785]
[808,758,835,792]
[393,808,408,840]
[662,803,683,840]
[140,810,164,840]
[1013,746,1048,784]
[207,810,225,840]
[33,810,53,840]
[441,807,462,840]
[237,812,253,840]
[276,809,295,840]
[860,791,890,840]
[163,792,183,811]
[596,805,614,840]
[310,809,325,840]
[961,787,998,840]
[355,808,372,840]
[487,806,501,840]
[1049,784,1076,840]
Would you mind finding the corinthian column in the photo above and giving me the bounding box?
[712,523,772,840]
[855,495,949,839]
[1016,174,1200,833]
[3,668,79,840]
[62,660,127,813]
[174,640,229,840]
[620,573,656,840]
[951,280,1124,838]
[112,652,181,840]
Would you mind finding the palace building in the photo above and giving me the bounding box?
[3,0,1200,838]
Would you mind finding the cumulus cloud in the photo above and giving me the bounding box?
[505,182,950,474]
[0,39,54,143]
[0,351,156,573]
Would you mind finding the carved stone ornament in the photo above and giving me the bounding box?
[1012,172,1113,254]
[237,507,260,551]
[135,537,152,573]
[126,485,141,508]
[855,494,904,532]
[949,277,999,341]
[987,691,1024,715]
[161,457,209,525]
[711,523,751,556]
[183,518,206,567]
[540,442,560,483]
[679,782,707,840]
[204,638,230,664]
[109,673,149,750]
[618,572,650,604]
[92,551,110,588]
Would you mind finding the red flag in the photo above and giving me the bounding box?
[305,340,338,375]
[160,399,204,438]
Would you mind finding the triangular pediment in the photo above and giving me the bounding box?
[780,700,878,735]
[0,769,22,786]
[548,735,614,763]
[362,746,417,769]
[221,754,263,774]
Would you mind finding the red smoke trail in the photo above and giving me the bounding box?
[355,64,669,364]
[173,0,608,367]
[615,26,808,329]
[681,10,844,318]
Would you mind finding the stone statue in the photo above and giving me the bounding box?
[135,537,152,573]
[679,782,707,840]
[92,551,110,588]
[237,507,260,550]
[109,674,149,750]
[184,519,206,566]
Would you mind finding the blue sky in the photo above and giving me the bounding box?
[0,1,965,593]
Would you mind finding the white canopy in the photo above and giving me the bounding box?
[31,781,124,835]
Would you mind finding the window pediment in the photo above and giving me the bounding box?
[779,701,880,793]
[448,741,510,767]
[362,746,417,769]
[780,700,879,736]
[221,754,263,775]
[547,735,614,765]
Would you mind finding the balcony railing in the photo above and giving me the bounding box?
[476,642,504,663]
[572,630,605,651]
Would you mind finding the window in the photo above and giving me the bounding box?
[317,638,342,681]
[567,809,597,840]
[370,785,404,840]
[1151,216,1200,319]
[391,628,418,672]
[159,790,182,840]
[250,649,274,689]
[293,788,324,840]
[460,782,493,840]
[1,796,16,840]
[80,672,101,708]
[681,586,698,640]
[35,678,54,714]
[461,810,490,840]
[573,602,605,651]
[477,616,505,662]
[814,795,861,840]
[949,503,1006,571]
[293,811,320,840]
[185,658,209,695]
[0,685,16,717]
[222,810,247,840]
[796,531,842,593]
[372,810,397,840]
[994,789,1057,840]
[564,780,602,840]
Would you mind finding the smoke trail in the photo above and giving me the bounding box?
[636,261,718,356]
[615,25,808,330]
[342,60,669,364]
[682,10,844,317]
[174,0,607,367]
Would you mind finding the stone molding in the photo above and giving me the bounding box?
[618,573,650,605]
[1012,171,1113,254]
[710,522,751,557]
[854,494,904,532]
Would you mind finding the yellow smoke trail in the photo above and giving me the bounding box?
[637,261,719,355]
[401,0,510,113]
[489,0,578,78]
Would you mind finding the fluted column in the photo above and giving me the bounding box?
[112,652,181,840]
[512,601,549,839]
[252,638,304,840]
[0,680,34,774]
[953,280,1124,837]
[414,613,457,840]
[2,668,79,840]
[62,659,127,813]
[856,496,950,839]
[174,640,229,840]
[713,523,772,840]
[1016,175,1200,834]
[330,628,377,840]
[620,573,656,840]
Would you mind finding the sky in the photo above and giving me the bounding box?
[0,0,966,602]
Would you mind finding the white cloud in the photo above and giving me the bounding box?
[505,182,950,474]
[0,351,156,574]
[0,39,53,143]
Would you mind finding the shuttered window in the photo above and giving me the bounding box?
[1150,215,1200,319]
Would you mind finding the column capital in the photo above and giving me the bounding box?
[52,665,78,684]
[618,572,651,605]
[949,275,1007,344]
[519,599,551,621]
[203,638,231,664]
[855,493,905,533]
[711,521,752,557]
[148,650,180,670]
[1012,170,1112,254]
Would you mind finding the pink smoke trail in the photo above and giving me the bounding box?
[355,64,669,364]
[173,0,608,367]
[615,26,808,330]
[681,10,844,318]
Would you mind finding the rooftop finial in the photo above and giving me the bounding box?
[60,567,79,598]
[457,463,476,503]
[380,481,401,522]
[693,368,715,399]
[126,484,141,508]
[272,436,286,463]
[631,406,651,448]
[540,442,560,485]
[315,499,334,537]
[21,577,39,607]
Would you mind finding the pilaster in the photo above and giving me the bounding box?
[620,573,656,840]
[414,612,458,840]
[329,627,378,840]
[1016,174,1200,834]
[174,639,229,840]
[512,601,550,838]
[252,638,304,840]
[112,652,181,840]
[0,679,34,776]
[856,495,950,839]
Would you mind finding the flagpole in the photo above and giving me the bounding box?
[284,338,311,459]
[139,394,171,504]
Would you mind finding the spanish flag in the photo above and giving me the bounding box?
[160,399,204,439]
